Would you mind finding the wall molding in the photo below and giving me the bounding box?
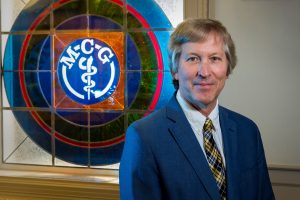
[269,168,300,186]
[1,167,299,199]
[269,164,300,171]
[0,169,119,200]
[269,168,300,199]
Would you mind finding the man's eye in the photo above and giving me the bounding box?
[186,56,200,62]
[210,56,221,62]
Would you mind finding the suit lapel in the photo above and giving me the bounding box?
[166,96,221,200]
[219,106,239,200]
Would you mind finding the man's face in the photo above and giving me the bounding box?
[174,33,228,113]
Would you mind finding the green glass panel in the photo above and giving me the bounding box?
[89,0,123,27]
[36,111,52,127]
[53,0,87,28]
[127,12,142,28]
[36,15,50,31]
[90,115,124,142]
[127,112,145,126]
[55,113,89,142]
[129,71,157,110]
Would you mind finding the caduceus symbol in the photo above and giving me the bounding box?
[79,56,98,100]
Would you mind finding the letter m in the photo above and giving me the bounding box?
[59,46,80,69]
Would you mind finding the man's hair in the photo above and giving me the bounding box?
[168,18,237,90]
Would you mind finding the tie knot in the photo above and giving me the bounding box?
[203,118,215,132]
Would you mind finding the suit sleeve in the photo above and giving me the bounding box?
[119,125,162,200]
[255,125,276,200]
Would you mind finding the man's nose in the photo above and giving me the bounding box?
[198,59,210,78]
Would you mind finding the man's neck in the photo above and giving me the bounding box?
[188,99,216,117]
[176,90,218,117]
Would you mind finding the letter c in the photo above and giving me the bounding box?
[81,39,94,55]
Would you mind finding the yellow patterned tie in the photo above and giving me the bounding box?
[203,118,227,200]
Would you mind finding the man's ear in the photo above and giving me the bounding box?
[173,72,178,80]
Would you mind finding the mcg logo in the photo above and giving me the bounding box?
[57,38,120,105]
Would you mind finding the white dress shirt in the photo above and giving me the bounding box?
[176,91,226,165]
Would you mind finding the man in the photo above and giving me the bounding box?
[119,18,275,200]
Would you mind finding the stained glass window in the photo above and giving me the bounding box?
[1,0,183,169]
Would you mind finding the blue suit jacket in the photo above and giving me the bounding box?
[119,95,275,200]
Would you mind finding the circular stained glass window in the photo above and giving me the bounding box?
[3,0,174,166]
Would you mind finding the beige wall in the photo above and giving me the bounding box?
[209,0,300,199]
[210,0,300,168]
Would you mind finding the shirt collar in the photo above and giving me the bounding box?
[176,90,219,122]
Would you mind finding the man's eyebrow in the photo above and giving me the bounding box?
[187,52,200,56]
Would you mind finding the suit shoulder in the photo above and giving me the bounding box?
[220,106,258,128]
[129,108,167,132]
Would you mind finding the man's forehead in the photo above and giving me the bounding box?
[181,39,225,54]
